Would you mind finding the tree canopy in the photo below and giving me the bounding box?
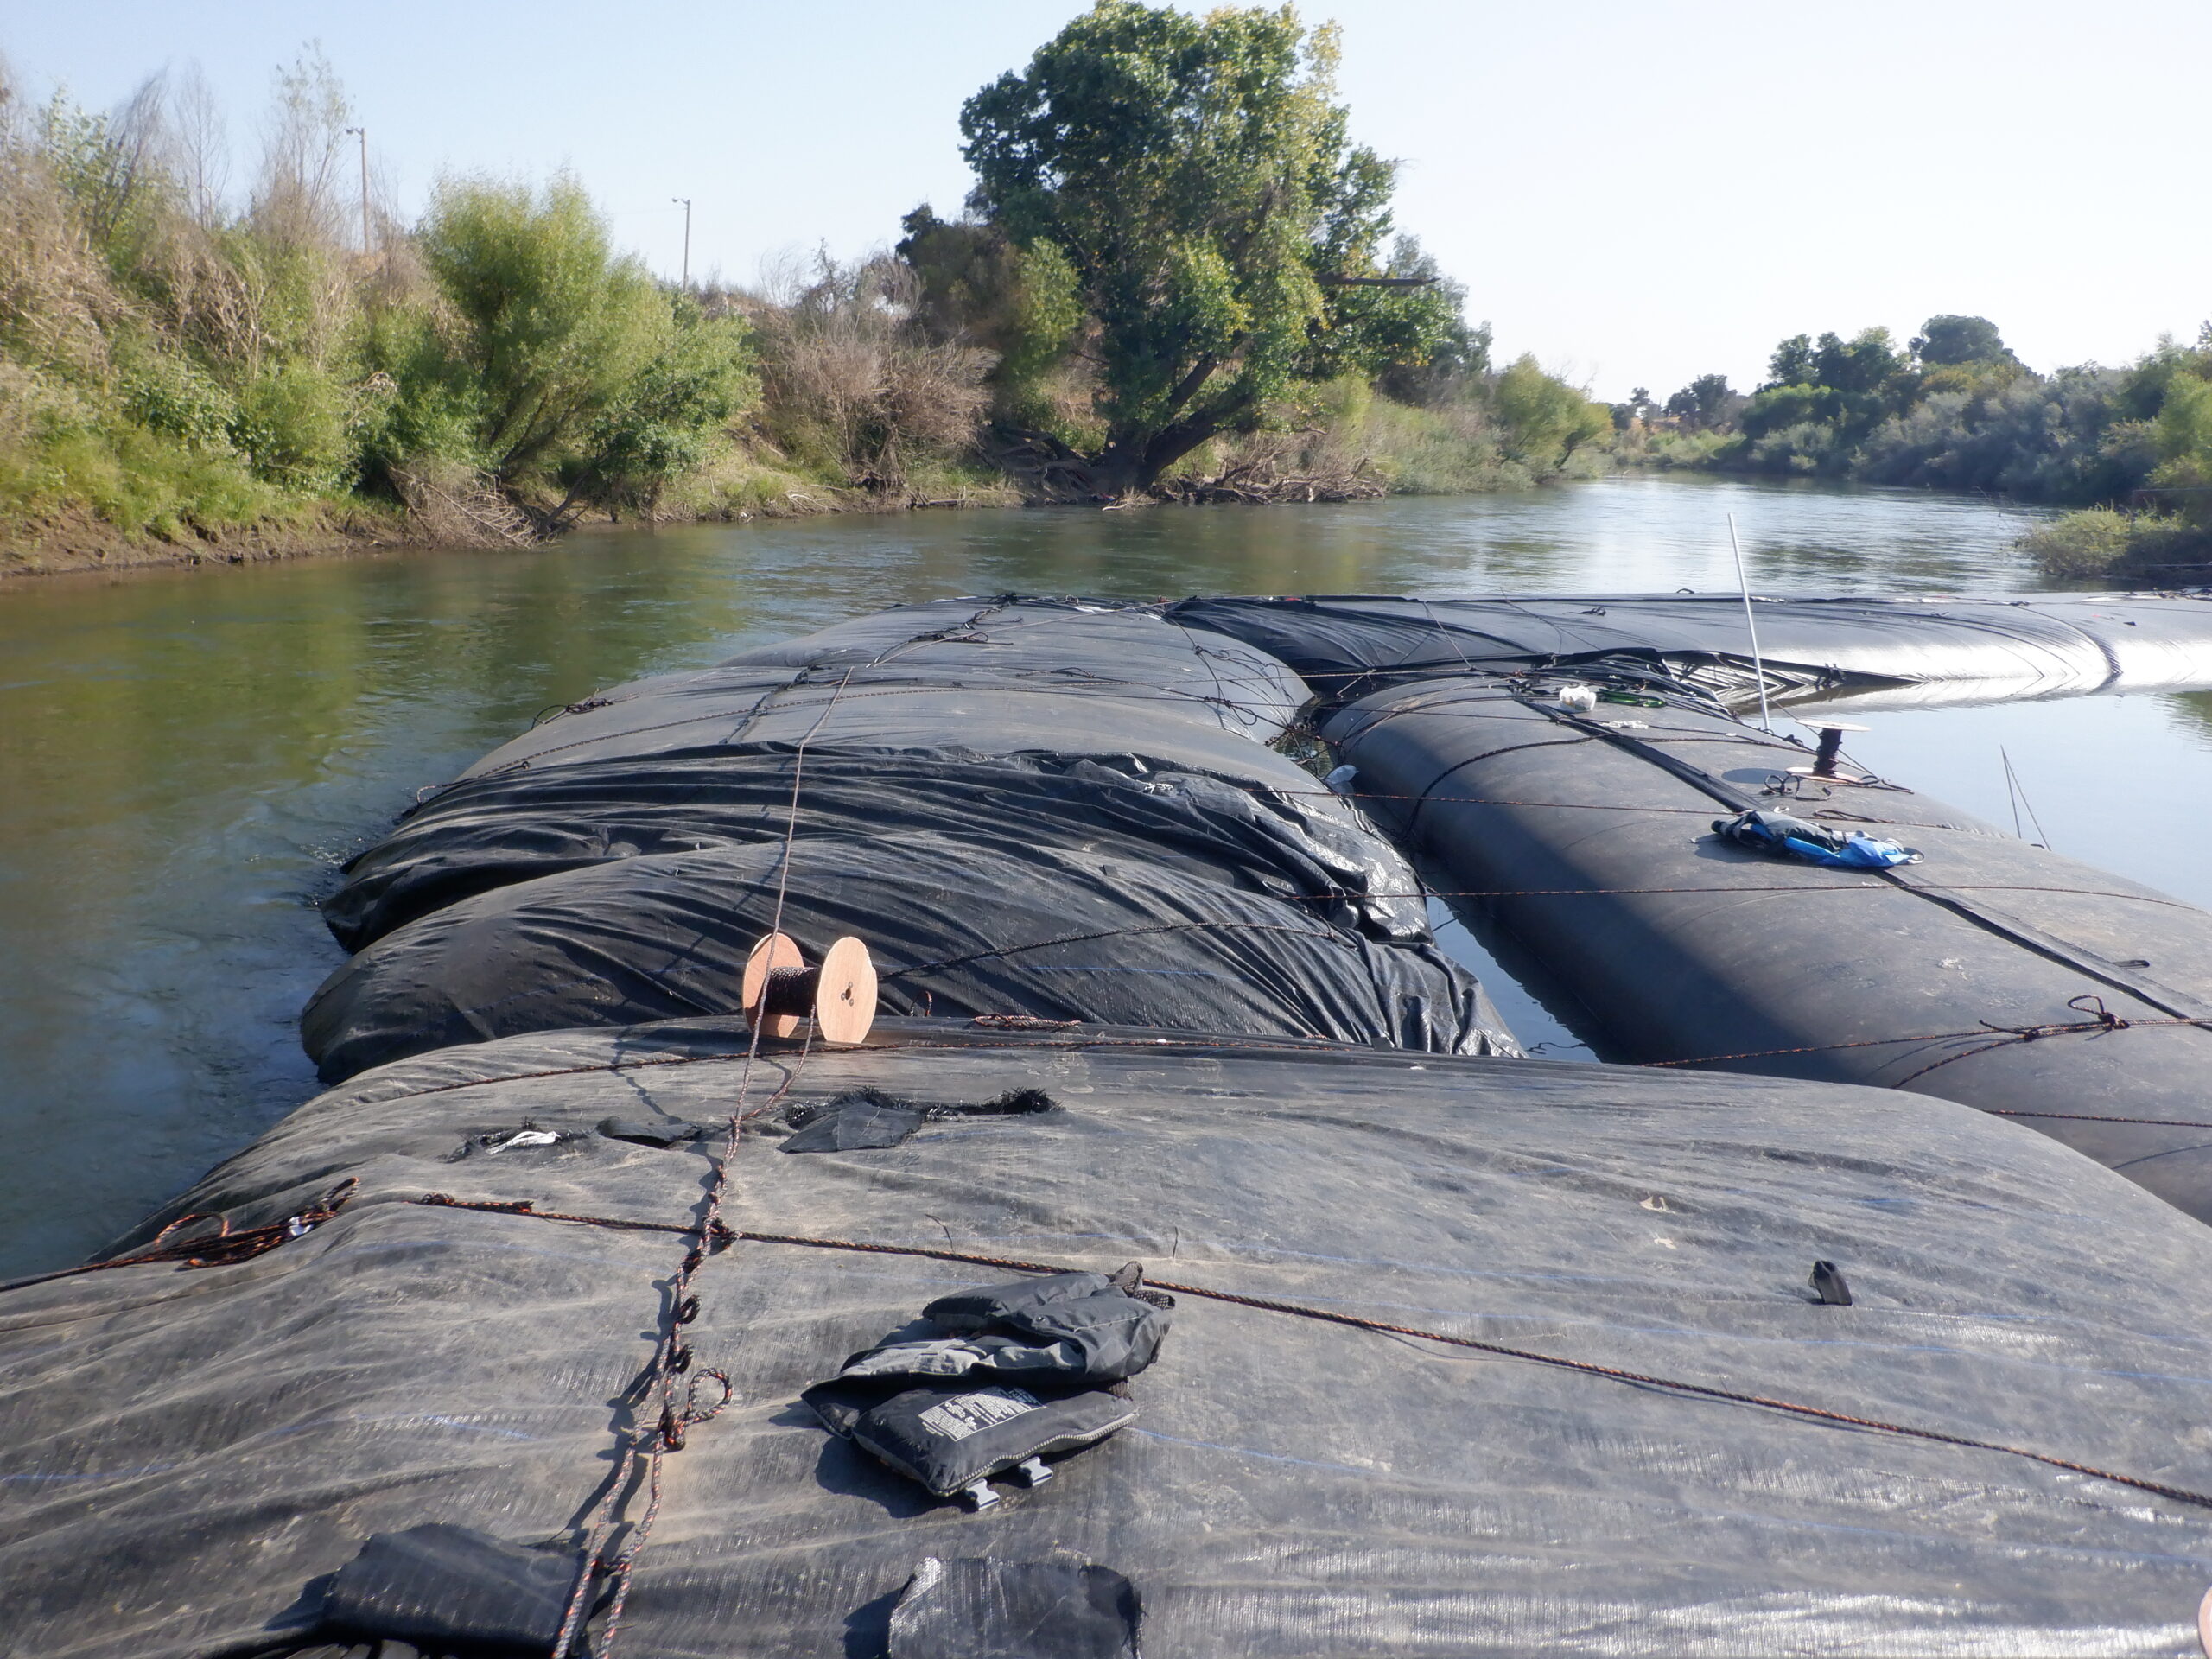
[1911,315,2019,369]
[958,0,1462,491]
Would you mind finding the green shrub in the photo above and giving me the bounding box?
[1490,355,1611,472]
[2023,508,2134,579]
[227,360,352,491]
[416,175,665,484]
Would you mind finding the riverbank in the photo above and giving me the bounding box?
[0,413,1603,582]
[0,502,427,579]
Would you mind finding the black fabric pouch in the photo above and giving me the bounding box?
[320,1522,584,1654]
[887,1557,1141,1659]
[924,1271,1117,1331]
[923,1272,1169,1382]
[808,1379,1137,1497]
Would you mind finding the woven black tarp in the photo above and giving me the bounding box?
[463,597,1306,784]
[10,1020,2212,1656]
[325,751,1430,956]
[1173,590,2212,709]
[307,599,1510,1081]
[1317,672,2212,1221]
[305,830,1495,1080]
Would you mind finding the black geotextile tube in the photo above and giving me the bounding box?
[1319,673,2212,1224]
[325,749,1430,954]
[310,598,1516,1083]
[22,1021,2212,1656]
[302,830,1503,1082]
[1169,590,2212,708]
[455,596,1311,785]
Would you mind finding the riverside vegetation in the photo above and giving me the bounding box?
[8,2,2201,583]
[0,5,1613,575]
[1617,315,2212,583]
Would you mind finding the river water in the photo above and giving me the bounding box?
[3,473,2208,1277]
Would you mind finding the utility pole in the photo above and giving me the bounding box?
[344,126,369,256]
[671,197,691,287]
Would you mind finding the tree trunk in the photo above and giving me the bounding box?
[1094,413,1228,496]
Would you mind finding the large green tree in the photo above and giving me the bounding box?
[959,0,1458,493]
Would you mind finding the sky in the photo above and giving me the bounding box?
[8,1,2208,402]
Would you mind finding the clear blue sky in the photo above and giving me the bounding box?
[10,1,2207,401]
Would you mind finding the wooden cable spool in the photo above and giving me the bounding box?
[741,932,877,1046]
[1785,718,1872,781]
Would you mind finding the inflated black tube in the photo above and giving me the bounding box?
[311,599,1516,1079]
[1173,591,2212,709]
[1324,677,2212,1222]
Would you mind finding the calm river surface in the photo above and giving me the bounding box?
[3,473,2209,1275]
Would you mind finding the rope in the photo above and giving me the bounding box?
[0,1180,359,1295]
[1633,996,2208,1076]
[550,671,849,1659]
[886,918,1344,978]
[398,1203,2212,1517]
[1276,883,2199,908]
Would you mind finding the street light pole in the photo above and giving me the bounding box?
[344,126,369,255]
[671,197,691,287]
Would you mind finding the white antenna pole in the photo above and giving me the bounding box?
[1726,512,1772,732]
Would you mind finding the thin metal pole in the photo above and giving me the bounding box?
[1726,512,1773,732]
[345,126,369,255]
[672,197,691,287]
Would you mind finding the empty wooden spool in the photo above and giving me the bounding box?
[741,932,877,1046]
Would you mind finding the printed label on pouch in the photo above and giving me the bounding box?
[918,1388,1042,1442]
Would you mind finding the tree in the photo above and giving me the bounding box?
[1744,327,1909,456]
[1813,327,1905,396]
[958,0,1459,493]
[895,204,1085,429]
[1911,315,2018,369]
[1765,334,1818,389]
[415,175,667,484]
[1494,355,1611,469]
[1664,372,1739,429]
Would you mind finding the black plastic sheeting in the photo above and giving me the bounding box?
[325,751,1430,956]
[307,599,1511,1081]
[465,597,1308,784]
[1318,671,2212,1222]
[12,1020,2212,1656]
[305,829,1491,1080]
[1173,590,2212,709]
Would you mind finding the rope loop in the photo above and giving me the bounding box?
[2068,993,2130,1030]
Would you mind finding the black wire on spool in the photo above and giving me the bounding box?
[1812,727,1845,779]
[759,966,823,1019]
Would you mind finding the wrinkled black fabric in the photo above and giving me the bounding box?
[782,1094,925,1154]
[886,1559,1141,1659]
[923,1274,1169,1381]
[329,751,1430,954]
[302,832,1499,1082]
[816,1272,1173,1386]
[925,1272,1123,1333]
[310,601,1515,1082]
[320,1523,582,1653]
[454,599,1306,784]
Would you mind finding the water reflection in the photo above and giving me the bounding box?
[0,474,2181,1277]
